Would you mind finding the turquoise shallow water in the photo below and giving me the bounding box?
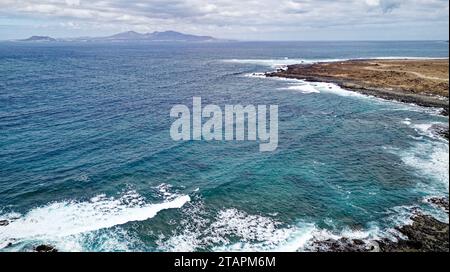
[0,41,448,251]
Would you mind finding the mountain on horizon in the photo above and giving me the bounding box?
[19,36,57,42]
[99,30,217,42]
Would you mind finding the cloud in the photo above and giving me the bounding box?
[65,0,80,6]
[0,0,448,40]
[365,0,404,13]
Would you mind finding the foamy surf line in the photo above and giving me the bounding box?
[245,68,447,115]
[172,196,447,252]
[245,72,373,98]
[223,58,348,69]
[0,189,190,249]
[157,205,439,252]
[225,56,449,69]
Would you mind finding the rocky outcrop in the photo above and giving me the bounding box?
[431,125,449,140]
[307,238,379,252]
[34,245,58,252]
[379,213,449,252]
[307,198,449,252]
[267,59,449,116]
[427,197,449,214]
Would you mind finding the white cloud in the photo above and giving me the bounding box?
[365,0,404,13]
[65,0,80,6]
[0,0,448,40]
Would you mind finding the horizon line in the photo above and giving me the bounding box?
[1,38,449,42]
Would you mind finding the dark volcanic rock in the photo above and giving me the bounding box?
[379,214,449,252]
[0,220,8,226]
[267,60,449,116]
[306,199,449,252]
[35,245,58,252]
[427,197,449,214]
[431,124,449,140]
[307,238,378,252]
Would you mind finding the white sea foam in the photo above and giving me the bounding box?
[279,83,320,94]
[265,77,445,116]
[401,118,412,126]
[401,118,449,139]
[157,206,386,252]
[224,57,448,70]
[211,209,293,247]
[257,72,370,98]
[223,58,347,69]
[155,192,450,252]
[243,72,267,79]
[244,72,303,83]
[397,119,449,192]
[210,214,383,252]
[156,200,210,252]
[312,82,367,97]
[402,141,449,190]
[0,188,190,250]
[272,78,368,97]
[54,227,144,252]
[159,208,299,252]
[412,123,434,135]
[1,225,147,252]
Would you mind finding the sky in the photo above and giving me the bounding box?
[0,0,448,41]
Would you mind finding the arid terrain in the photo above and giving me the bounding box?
[268,59,449,115]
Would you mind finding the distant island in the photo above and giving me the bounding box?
[98,31,217,42]
[16,31,220,43]
[20,36,57,42]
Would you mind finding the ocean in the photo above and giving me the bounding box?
[0,41,448,251]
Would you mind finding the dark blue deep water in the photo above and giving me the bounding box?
[0,41,448,251]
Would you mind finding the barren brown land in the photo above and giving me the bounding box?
[267,59,449,115]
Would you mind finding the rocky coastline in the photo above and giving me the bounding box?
[306,198,449,252]
[266,59,449,116]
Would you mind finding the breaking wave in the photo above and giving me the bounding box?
[155,204,419,252]
[0,186,190,250]
[223,58,347,69]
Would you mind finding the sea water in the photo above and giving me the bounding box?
[0,41,448,251]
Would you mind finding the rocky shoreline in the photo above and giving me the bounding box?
[306,198,449,252]
[432,124,450,140]
[267,59,449,116]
